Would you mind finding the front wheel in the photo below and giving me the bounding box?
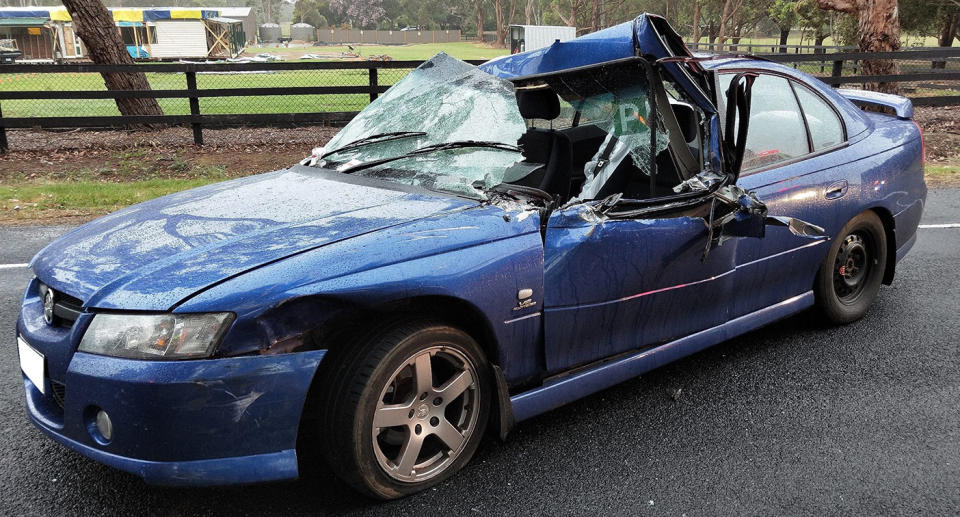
[318,321,491,499]
[814,211,887,324]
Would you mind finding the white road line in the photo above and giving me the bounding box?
[0,263,29,270]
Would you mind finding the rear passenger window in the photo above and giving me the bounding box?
[741,75,810,171]
[792,82,845,150]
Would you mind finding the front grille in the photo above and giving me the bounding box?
[53,292,83,327]
[37,282,84,328]
[50,380,66,410]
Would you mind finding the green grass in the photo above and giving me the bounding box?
[0,41,507,118]
[0,69,387,116]
[0,178,223,217]
[926,164,960,183]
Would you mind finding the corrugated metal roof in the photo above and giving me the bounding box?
[207,17,241,24]
[0,17,48,26]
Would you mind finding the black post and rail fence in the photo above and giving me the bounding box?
[1,49,959,153]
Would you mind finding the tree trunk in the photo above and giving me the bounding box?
[494,0,506,47]
[716,0,743,48]
[817,0,900,94]
[551,1,579,27]
[814,31,827,54]
[525,0,534,24]
[779,28,790,53]
[692,0,701,46]
[590,0,601,32]
[60,0,163,121]
[476,1,485,42]
[934,12,959,69]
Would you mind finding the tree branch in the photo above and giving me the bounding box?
[551,3,574,26]
[816,0,859,14]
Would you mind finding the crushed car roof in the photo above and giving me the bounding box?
[480,13,714,112]
[479,14,687,77]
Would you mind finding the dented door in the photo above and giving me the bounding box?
[541,203,740,374]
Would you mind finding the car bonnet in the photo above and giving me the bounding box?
[30,166,476,311]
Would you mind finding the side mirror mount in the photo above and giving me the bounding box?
[701,185,827,261]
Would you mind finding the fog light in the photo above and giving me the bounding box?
[95,410,113,442]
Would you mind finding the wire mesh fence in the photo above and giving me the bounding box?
[0,65,421,118]
[783,55,960,99]
[0,51,958,152]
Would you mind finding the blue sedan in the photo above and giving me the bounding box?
[15,14,925,499]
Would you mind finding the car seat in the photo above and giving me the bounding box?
[514,88,574,199]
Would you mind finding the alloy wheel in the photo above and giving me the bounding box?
[372,346,480,483]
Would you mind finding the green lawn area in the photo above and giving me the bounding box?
[926,164,960,185]
[0,68,401,117]
[2,36,954,119]
[0,41,506,118]
[0,178,223,218]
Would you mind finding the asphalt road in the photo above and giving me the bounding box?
[1,190,958,516]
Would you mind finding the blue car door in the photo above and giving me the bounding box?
[541,202,740,374]
[719,73,852,317]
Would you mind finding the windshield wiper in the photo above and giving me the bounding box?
[321,131,427,159]
[338,140,521,175]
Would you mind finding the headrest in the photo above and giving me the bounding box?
[516,88,561,120]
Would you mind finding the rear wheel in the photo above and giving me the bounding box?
[814,211,887,324]
[318,321,490,499]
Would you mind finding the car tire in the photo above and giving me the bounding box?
[317,320,491,499]
[814,210,887,324]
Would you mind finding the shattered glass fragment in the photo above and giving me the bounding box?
[551,68,669,200]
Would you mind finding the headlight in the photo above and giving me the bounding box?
[78,313,235,360]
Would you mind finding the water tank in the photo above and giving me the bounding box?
[259,23,282,43]
[290,23,315,42]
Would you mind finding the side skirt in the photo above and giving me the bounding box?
[508,291,815,423]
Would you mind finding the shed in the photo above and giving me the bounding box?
[219,7,257,44]
[508,25,577,54]
[204,17,245,58]
[0,17,54,60]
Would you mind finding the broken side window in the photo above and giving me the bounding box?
[519,60,671,201]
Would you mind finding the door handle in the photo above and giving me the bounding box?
[825,180,848,200]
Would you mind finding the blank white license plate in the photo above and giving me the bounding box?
[17,336,45,395]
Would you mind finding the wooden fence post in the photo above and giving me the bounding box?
[832,60,843,78]
[369,67,378,103]
[0,100,7,154]
[185,69,203,145]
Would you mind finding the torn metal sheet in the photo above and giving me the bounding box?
[765,216,828,238]
[673,170,726,194]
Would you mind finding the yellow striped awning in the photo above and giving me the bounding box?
[48,8,71,22]
[111,9,143,22]
[169,9,205,19]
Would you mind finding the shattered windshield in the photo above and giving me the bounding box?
[308,53,529,197]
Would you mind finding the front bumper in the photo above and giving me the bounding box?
[17,281,327,486]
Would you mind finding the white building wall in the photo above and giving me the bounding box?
[150,20,208,58]
[520,25,577,52]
